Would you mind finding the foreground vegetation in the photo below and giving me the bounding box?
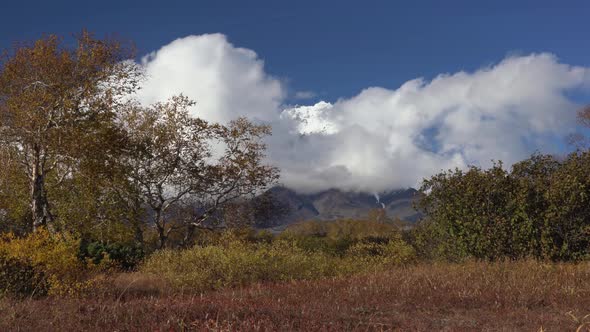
[1,260,589,331]
[0,221,416,297]
[1,222,590,330]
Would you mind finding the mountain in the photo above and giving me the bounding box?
[255,186,422,229]
[259,186,319,226]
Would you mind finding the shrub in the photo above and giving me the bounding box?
[141,240,335,292]
[281,219,404,256]
[140,235,415,293]
[0,253,48,297]
[346,236,416,266]
[0,229,98,296]
[405,219,466,262]
[79,240,145,270]
[417,162,515,260]
[416,152,590,261]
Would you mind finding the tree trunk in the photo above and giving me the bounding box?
[30,160,52,231]
[131,198,145,247]
[157,228,167,249]
[133,221,144,247]
[155,209,167,249]
[182,224,196,247]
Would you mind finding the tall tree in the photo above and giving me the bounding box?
[122,95,212,248]
[122,95,279,248]
[0,32,140,231]
[182,116,280,245]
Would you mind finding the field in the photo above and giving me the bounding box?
[1,260,589,331]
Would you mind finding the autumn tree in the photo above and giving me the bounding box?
[122,95,279,248]
[0,146,30,234]
[366,208,388,224]
[0,32,140,231]
[182,116,280,243]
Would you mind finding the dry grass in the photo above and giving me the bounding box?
[1,260,589,331]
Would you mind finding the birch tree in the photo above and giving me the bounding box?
[0,32,140,231]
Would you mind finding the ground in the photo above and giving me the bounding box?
[1,260,589,331]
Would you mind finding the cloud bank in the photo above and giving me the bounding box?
[136,34,590,193]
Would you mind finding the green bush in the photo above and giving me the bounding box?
[415,152,590,261]
[79,240,145,270]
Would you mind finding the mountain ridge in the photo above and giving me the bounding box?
[256,186,422,229]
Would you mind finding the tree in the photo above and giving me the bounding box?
[567,105,590,150]
[417,162,517,260]
[122,95,279,248]
[543,151,590,260]
[0,146,30,234]
[0,32,140,231]
[416,153,590,261]
[183,116,280,242]
[509,154,560,258]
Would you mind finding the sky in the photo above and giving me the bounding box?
[2,1,590,193]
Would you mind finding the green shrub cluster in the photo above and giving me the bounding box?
[78,240,145,270]
[414,152,590,261]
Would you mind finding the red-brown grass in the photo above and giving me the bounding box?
[1,260,589,331]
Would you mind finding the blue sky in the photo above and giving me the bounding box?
[1,0,589,102]
[2,1,590,191]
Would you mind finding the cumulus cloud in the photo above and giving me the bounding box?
[136,34,590,193]
[282,101,338,135]
[280,54,590,192]
[136,34,284,124]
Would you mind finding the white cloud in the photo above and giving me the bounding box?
[293,90,317,100]
[135,35,590,193]
[282,101,338,135]
[136,34,284,124]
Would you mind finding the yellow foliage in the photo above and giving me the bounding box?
[141,237,416,293]
[0,229,101,296]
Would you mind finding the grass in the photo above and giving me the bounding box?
[1,260,589,331]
